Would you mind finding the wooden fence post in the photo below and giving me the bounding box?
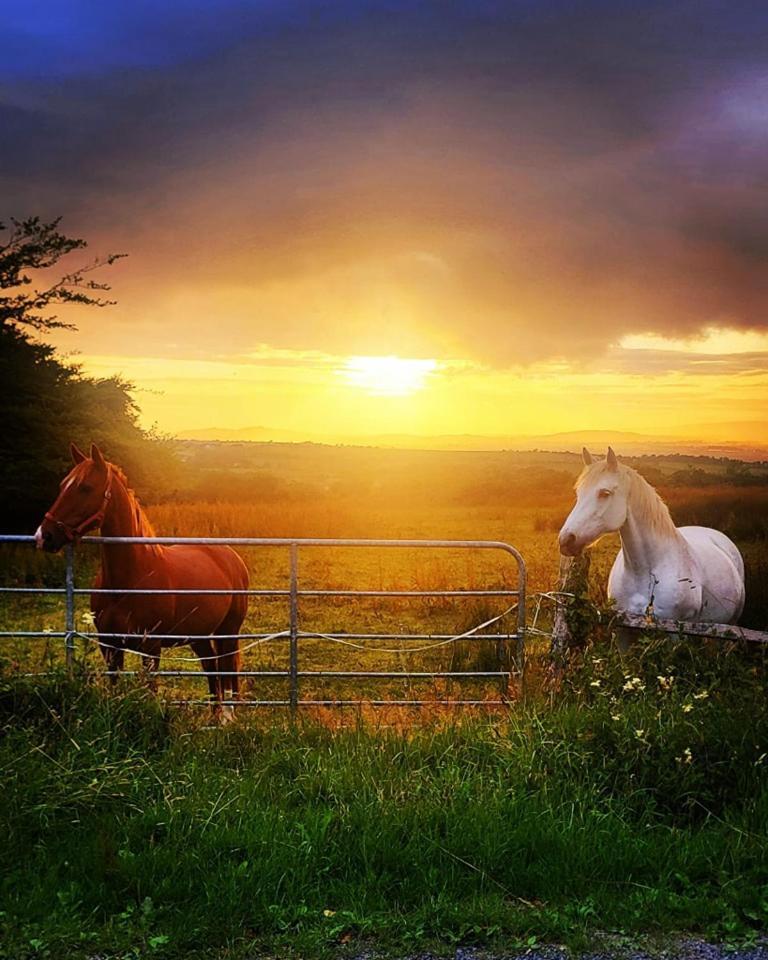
[551,552,591,675]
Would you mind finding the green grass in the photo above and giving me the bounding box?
[1,636,767,959]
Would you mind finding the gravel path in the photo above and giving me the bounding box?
[349,940,768,960]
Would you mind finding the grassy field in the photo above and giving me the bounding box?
[1,445,768,957]
[1,642,767,959]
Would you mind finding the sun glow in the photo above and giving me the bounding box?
[339,355,438,396]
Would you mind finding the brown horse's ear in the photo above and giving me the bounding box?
[606,446,619,471]
[90,443,107,470]
[70,442,87,464]
[582,447,593,466]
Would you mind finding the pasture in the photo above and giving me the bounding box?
[1,444,768,958]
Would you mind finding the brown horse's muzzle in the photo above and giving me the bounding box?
[36,517,70,553]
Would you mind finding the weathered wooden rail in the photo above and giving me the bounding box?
[616,613,768,644]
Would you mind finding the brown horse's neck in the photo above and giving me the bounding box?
[99,468,161,586]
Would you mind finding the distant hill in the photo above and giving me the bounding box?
[180,425,660,450]
[181,425,312,443]
[178,424,768,461]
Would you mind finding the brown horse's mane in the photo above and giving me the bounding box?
[109,463,162,552]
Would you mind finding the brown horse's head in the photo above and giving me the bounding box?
[35,443,113,552]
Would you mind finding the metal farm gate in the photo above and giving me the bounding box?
[0,535,526,710]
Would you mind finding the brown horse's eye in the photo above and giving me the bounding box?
[80,484,93,495]
[598,488,612,499]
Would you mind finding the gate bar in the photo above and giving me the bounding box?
[289,542,299,715]
[100,670,512,678]
[64,544,75,671]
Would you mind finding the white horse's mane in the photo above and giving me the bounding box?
[577,461,677,539]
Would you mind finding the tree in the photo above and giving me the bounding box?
[0,217,176,533]
[0,217,126,332]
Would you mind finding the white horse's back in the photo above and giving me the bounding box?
[680,525,744,579]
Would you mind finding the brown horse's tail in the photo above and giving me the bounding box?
[217,548,249,703]
[229,546,249,631]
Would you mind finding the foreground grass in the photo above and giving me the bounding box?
[1,639,768,959]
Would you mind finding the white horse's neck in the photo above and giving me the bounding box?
[619,470,682,575]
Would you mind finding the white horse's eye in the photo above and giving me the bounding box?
[598,488,612,499]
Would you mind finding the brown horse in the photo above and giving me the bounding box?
[36,443,248,718]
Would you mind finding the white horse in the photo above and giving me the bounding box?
[559,447,745,623]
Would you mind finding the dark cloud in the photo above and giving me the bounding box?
[605,348,768,377]
[2,1,768,365]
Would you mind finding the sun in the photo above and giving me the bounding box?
[339,355,438,396]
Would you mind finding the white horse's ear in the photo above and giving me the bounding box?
[70,442,87,464]
[90,443,107,470]
[582,447,593,466]
[606,446,619,470]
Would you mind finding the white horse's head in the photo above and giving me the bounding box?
[559,447,628,556]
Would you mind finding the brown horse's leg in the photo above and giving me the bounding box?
[141,638,162,693]
[214,599,246,709]
[192,638,224,720]
[219,637,241,704]
[210,638,237,723]
[100,639,124,685]
[228,639,242,702]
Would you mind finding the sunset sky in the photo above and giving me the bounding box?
[3,1,768,441]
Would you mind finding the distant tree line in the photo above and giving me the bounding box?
[0,217,176,532]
